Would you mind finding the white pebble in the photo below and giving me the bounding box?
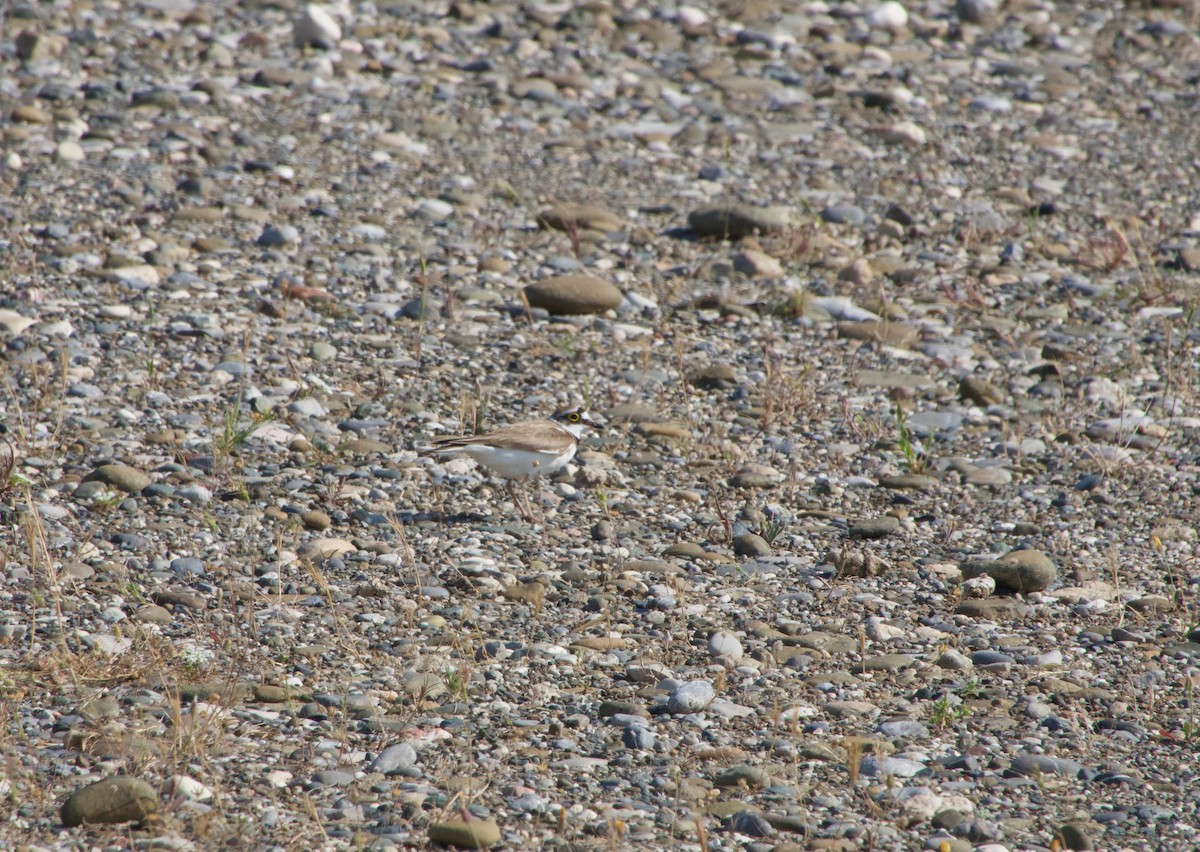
[294,3,342,47]
[677,5,708,28]
[708,629,744,661]
[885,121,927,147]
[867,1,908,31]
[56,141,85,162]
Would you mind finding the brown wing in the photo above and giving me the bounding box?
[425,419,573,454]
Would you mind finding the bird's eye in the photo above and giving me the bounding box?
[568,412,581,422]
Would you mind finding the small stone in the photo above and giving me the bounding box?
[688,203,791,238]
[415,198,454,221]
[294,3,342,47]
[313,769,355,787]
[501,581,546,609]
[708,630,744,660]
[1126,595,1172,614]
[537,203,622,233]
[961,549,1057,593]
[955,0,999,23]
[253,685,289,702]
[727,810,776,837]
[61,777,158,827]
[82,464,150,494]
[12,104,52,124]
[429,817,501,849]
[838,258,874,286]
[956,598,1028,619]
[56,141,85,162]
[729,471,779,489]
[310,341,337,362]
[860,755,924,777]
[1176,247,1200,272]
[135,605,172,624]
[371,743,418,775]
[300,538,356,559]
[713,764,771,789]
[688,363,738,389]
[668,680,715,714]
[849,516,900,539]
[882,121,927,147]
[152,589,207,610]
[523,274,623,314]
[257,224,299,246]
[837,320,919,348]
[965,467,1012,487]
[960,377,1004,405]
[878,473,938,491]
[821,204,866,226]
[16,31,68,61]
[962,575,996,598]
[1057,822,1096,850]
[733,533,771,557]
[857,653,915,673]
[302,510,331,531]
[733,249,784,278]
[170,556,205,577]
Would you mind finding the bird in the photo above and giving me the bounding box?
[421,406,597,520]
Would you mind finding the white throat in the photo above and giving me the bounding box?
[558,420,587,441]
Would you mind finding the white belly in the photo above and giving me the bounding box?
[459,444,576,479]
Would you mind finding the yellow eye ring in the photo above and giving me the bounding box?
[568,412,581,422]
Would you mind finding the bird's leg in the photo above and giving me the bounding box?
[532,471,546,525]
[510,478,536,522]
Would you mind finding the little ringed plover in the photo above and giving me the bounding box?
[422,406,597,519]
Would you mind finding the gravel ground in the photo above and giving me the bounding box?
[2,0,1200,850]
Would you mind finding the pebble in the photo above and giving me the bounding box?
[961,550,1057,593]
[688,203,791,238]
[867,1,909,31]
[850,516,901,539]
[708,630,744,661]
[668,680,716,714]
[821,204,867,226]
[257,224,299,246]
[61,777,157,827]
[733,532,771,556]
[302,510,332,531]
[538,204,623,234]
[294,3,342,48]
[56,141,85,162]
[82,464,151,494]
[733,249,784,278]
[523,274,623,314]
